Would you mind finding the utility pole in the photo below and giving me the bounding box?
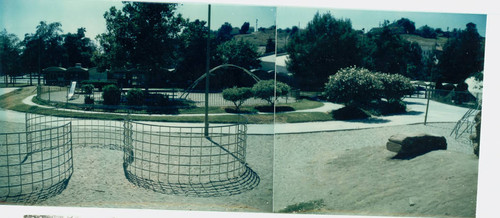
[204,4,211,137]
[256,19,258,32]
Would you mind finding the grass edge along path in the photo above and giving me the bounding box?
[0,86,331,124]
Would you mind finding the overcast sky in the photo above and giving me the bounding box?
[0,0,487,42]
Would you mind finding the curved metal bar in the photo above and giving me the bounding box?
[180,64,261,99]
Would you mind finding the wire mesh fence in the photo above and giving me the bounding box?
[122,119,260,197]
[5,113,259,201]
[0,117,73,204]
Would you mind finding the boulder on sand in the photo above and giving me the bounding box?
[387,133,447,156]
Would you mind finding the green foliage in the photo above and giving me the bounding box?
[102,84,121,105]
[286,12,362,89]
[0,30,22,82]
[471,111,481,156]
[396,18,416,34]
[438,22,484,84]
[332,105,370,120]
[95,2,182,87]
[62,28,96,68]
[370,26,423,77]
[375,72,414,102]
[379,101,407,115]
[222,87,253,112]
[211,39,261,88]
[81,84,94,94]
[84,96,94,104]
[216,22,233,43]
[20,21,65,75]
[265,38,275,53]
[324,67,383,107]
[176,19,210,83]
[416,25,437,38]
[252,80,291,107]
[279,199,325,213]
[240,22,250,34]
[126,88,144,106]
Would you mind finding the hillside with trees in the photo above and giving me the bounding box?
[284,14,485,90]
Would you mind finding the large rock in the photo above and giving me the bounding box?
[387,133,447,156]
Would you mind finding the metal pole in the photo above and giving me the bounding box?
[204,4,211,137]
[424,87,430,125]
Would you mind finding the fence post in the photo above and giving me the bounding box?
[424,89,430,125]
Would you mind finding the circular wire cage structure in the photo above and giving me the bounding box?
[2,113,259,201]
[122,119,260,197]
[0,114,73,204]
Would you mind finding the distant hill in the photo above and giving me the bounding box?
[400,34,448,53]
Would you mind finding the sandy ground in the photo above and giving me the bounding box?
[0,121,273,213]
[274,123,478,217]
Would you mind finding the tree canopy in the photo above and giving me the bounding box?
[95,2,183,88]
[286,12,362,90]
[437,22,484,84]
[0,29,22,83]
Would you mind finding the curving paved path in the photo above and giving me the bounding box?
[1,88,472,134]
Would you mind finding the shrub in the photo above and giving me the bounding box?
[102,84,121,105]
[222,87,253,112]
[126,88,145,106]
[376,73,414,103]
[380,101,407,115]
[470,111,481,157]
[332,105,370,120]
[84,96,94,104]
[252,80,291,107]
[146,94,170,106]
[81,84,94,94]
[324,67,383,107]
[456,82,468,92]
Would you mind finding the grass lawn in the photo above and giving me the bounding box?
[1,86,333,124]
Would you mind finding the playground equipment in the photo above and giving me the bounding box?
[67,81,77,100]
[0,114,73,204]
[179,64,261,99]
[1,112,259,203]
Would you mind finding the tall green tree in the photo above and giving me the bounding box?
[95,2,183,88]
[216,22,233,43]
[175,19,211,85]
[240,22,250,34]
[370,25,423,77]
[286,12,362,90]
[437,22,484,84]
[0,29,22,85]
[210,39,261,88]
[62,28,96,68]
[21,21,65,84]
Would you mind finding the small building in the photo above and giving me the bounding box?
[42,67,67,86]
[65,63,89,83]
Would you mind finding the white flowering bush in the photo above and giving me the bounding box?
[324,67,383,107]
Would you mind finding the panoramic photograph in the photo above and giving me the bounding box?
[0,0,495,217]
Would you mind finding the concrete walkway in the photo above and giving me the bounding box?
[1,88,472,135]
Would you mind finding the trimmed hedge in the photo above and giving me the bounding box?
[126,88,145,106]
[222,87,253,112]
[102,84,121,105]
